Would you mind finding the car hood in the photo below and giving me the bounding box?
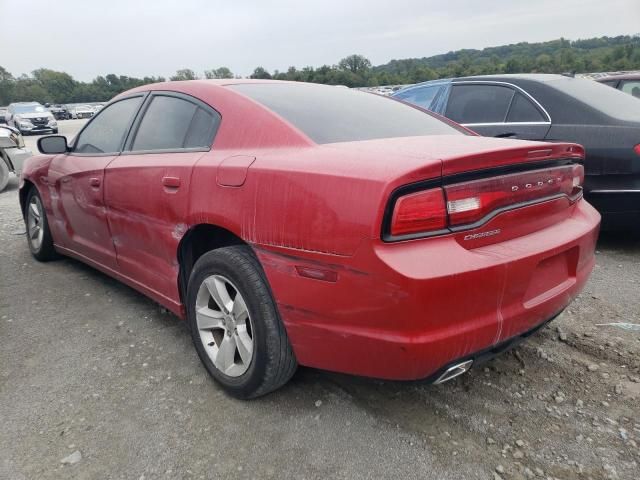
[15,112,53,119]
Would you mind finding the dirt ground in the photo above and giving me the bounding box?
[1,126,639,479]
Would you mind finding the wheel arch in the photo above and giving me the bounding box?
[19,178,36,218]
[177,223,250,305]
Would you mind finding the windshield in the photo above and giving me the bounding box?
[13,104,46,114]
[548,77,640,122]
[230,83,465,144]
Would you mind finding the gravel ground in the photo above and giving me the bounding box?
[1,123,639,479]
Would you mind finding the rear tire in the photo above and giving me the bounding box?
[25,187,57,261]
[187,246,297,399]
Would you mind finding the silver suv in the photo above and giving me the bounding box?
[7,102,58,135]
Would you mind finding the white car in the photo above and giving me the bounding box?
[0,125,31,192]
[69,104,94,119]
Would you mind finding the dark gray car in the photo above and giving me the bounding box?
[393,74,640,230]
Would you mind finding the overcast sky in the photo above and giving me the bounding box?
[1,0,638,81]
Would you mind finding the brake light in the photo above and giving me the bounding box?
[444,165,583,227]
[390,188,447,236]
[634,144,640,156]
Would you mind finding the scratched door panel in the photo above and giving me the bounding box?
[104,151,204,301]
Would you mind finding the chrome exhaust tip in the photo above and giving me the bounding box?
[433,359,473,385]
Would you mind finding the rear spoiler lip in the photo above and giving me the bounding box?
[381,156,581,243]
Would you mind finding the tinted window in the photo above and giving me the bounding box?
[547,77,640,123]
[132,95,218,151]
[230,83,463,144]
[74,97,142,154]
[506,93,546,122]
[445,84,514,124]
[394,85,442,110]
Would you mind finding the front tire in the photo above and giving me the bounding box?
[187,246,297,399]
[25,187,57,261]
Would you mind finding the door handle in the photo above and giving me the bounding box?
[162,176,181,189]
[89,177,101,187]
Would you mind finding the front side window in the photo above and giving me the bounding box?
[131,95,219,151]
[394,85,442,110]
[506,93,546,122]
[74,97,142,154]
[445,84,514,124]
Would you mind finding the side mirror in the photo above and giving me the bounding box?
[38,135,69,154]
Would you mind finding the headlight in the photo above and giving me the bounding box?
[48,117,57,125]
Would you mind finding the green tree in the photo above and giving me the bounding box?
[249,67,272,79]
[170,69,198,81]
[338,54,372,76]
[204,67,234,79]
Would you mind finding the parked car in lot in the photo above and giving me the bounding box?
[0,125,31,192]
[0,107,8,124]
[7,102,58,135]
[21,80,599,398]
[596,73,640,98]
[393,74,640,230]
[68,104,94,119]
[46,103,71,120]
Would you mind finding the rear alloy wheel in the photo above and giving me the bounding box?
[25,188,57,261]
[195,274,255,377]
[187,246,297,398]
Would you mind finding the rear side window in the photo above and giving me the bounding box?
[506,93,546,122]
[394,85,442,110]
[620,80,640,98]
[74,97,142,154]
[230,83,464,144]
[445,84,514,124]
[131,95,219,151]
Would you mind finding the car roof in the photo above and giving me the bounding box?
[596,73,640,81]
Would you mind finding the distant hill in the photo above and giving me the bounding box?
[372,35,640,82]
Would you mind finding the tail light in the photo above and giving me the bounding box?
[445,165,583,227]
[390,188,447,236]
[634,144,640,156]
[387,164,584,239]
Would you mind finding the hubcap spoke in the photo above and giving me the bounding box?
[30,201,41,219]
[232,294,249,322]
[215,335,237,374]
[196,307,225,330]
[205,277,233,314]
[235,325,253,365]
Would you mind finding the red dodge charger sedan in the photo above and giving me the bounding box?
[20,80,600,398]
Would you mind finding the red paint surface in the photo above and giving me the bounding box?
[20,80,600,381]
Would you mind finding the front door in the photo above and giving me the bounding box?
[48,95,144,269]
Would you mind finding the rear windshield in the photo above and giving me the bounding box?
[547,77,640,122]
[230,83,464,144]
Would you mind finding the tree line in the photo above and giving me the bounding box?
[1,35,638,105]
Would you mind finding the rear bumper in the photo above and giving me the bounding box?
[256,199,600,381]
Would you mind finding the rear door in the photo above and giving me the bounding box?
[445,82,551,140]
[104,91,221,302]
